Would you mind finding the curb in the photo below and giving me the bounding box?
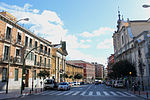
[129,91,150,100]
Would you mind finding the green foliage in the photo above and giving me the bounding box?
[74,74,83,79]
[61,73,68,78]
[108,60,136,79]
[69,75,73,79]
[37,70,50,79]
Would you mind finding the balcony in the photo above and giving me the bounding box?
[0,56,13,63]
[5,35,11,41]
[13,56,22,64]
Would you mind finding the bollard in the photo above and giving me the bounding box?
[30,90,31,94]
[147,92,148,99]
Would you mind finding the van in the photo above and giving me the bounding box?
[114,80,124,88]
[44,79,55,90]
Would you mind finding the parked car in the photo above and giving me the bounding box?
[80,82,84,85]
[57,82,71,90]
[114,80,124,88]
[44,79,55,90]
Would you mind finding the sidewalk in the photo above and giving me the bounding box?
[129,90,150,100]
[0,88,43,100]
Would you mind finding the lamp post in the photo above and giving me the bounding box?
[6,18,29,94]
[142,4,150,8]
[21,43,62,94]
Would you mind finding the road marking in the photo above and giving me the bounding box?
[110,91,117,96]
[64,91,74,95]
[88,91,93,95]
[103,91,110,96]
[80,91,86,96]
[116,92,127,96]
[85,85,93,92]
[72,91,80,95]
[96,91,101,95]
[49,91,61,95]
[57,91,68,95]
[123,92,135,97]
[41,91,55,95]
[34,91,47,95]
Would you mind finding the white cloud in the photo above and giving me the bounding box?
[97,38,113,49]
[0,2,109,66]
[86,39,91,42]
[80,27,114,38]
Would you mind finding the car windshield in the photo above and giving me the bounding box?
[44,80,53,84]
[59,82,67,85]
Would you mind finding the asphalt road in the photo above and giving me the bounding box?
[9,84,144,100]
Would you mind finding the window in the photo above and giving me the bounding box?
[17,32,21,43]
[29,38,32,48]
[2,68,7,82]
[45,46,47,54]
[14,69,18,81]
[48,59,50,67]
[44,58,46,67]
[25,36,28,47]
[4,45,9,60]
[34,55,37,65]
[5,27,11,40]
[40,44,43,52]
[48,48,50,55]
[33,70,36,80]
[40,56,42,66]
[35,41,38,50]
[16,49,20,57]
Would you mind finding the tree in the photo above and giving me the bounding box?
[61,73,68,78]
[108,60,136,79]
[74,74,83,79]
[37,70,50,79]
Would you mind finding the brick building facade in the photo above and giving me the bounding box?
[67,60,95,83]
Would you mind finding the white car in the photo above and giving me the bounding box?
[57,82,70,90]
[44,79,55,90]
[114,80,124,88]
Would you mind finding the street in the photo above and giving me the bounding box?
[9,84,144,100]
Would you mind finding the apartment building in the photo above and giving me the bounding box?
[66,61,83,82]
[113,12,150,86]
[51,41,68,83]
[107,54,114,74]
[92,62,104,79]
[67,60,95,83]
[0,12,52,90]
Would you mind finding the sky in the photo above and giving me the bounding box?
[0,0,150,66]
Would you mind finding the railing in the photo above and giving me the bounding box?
[13,56,22,63]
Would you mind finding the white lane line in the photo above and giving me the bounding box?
[64,91,74,95]
[88,91,93,95]
[34,91,48,95]
[85,85,93,92]
[41,91,56,95]
[110,91,118,96]
[72,91,80,95]
[123,92,135,97]
[103,91,110,96]
[116,92,127,96]
[96,91,101,95]
[57,91,68,95]
[49,91,62,95]
[80,91,86,96]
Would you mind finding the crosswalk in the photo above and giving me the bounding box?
[34,90,136,97]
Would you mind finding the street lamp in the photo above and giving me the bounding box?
[6,18,29,94]
[20,43,62,94]
[142,4,150,8]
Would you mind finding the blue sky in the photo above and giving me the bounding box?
[0,0,150,66]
